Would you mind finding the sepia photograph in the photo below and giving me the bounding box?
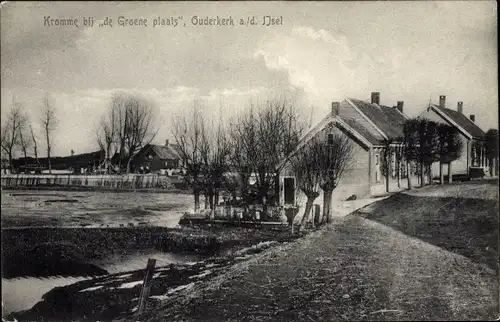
[1,1,498,321]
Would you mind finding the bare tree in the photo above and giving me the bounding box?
[18,112,32,170]
[123,94,158,173]
[316,133,353,224]
[40,95,58,174]
[289,137,323,231]
[200,118,231,214]
[173,102,205,213]
[99,92,158,173]
[96,99,119,173]
[29,124,39,165]
[124,96,158,173]
[1,100,23,172]
[229,97,303,212]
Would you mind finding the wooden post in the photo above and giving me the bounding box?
[136,258,156,316]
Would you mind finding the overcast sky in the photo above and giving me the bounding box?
[1,1,497,157]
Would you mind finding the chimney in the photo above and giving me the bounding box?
[457,101,463,114]
[439,95,446,108]
[331,102,340,116]
[165,139,169,146]
[396,101,404,113]
[469,114,475,122]
[371,92,380,105]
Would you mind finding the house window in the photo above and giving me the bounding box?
[375,154,379,165]
[327,133,334,146]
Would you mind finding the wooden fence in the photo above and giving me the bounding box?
[0,173,185,190]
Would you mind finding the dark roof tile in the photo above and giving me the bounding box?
[432,105,486,139]
[339,117,384,145]
[349,98,407,140]
[149,144,181,160]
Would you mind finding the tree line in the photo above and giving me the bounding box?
[384,118,497,192]
[1,92,159,175]
[1,96,58,173]
[172,98,304,215]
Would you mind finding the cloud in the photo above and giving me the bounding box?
[254,22,497,128]
[292,27,350,52]
[255,26,364,106]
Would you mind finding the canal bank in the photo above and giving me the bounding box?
[2,225,302,320]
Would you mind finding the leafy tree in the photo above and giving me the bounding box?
[419,119,440,185]
[485,129,499,176]
[437,123,463,183]
[380,138,394,193]
[403,118,441,187]
[403,118,420,189]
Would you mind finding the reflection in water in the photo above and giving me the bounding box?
[1,190,202,315]
[2,276,86,315]
[0,190,194,228]
[94,251,201,274]
[1,251,202,315]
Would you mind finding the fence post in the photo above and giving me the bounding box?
[136,258,156,316]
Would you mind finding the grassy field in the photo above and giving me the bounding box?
[137,179,498,321]
[358,179,499,271]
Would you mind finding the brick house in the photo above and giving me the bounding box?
[130,140,183,174]
[418,95,488,179]
[279,92,418,213]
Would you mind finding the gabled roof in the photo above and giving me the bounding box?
[278,115,373,169]
[169,144,183,157]
[148,144,181,160]
[430,104,486,139]
[348,98,407,140]
[340,117,384,145]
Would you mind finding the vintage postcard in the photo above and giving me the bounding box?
[1,1,498,321]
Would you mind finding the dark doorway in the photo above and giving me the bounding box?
[284,177,295,205]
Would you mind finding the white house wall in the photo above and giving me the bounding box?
[280,120,371,220]
[419,107,470,176]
